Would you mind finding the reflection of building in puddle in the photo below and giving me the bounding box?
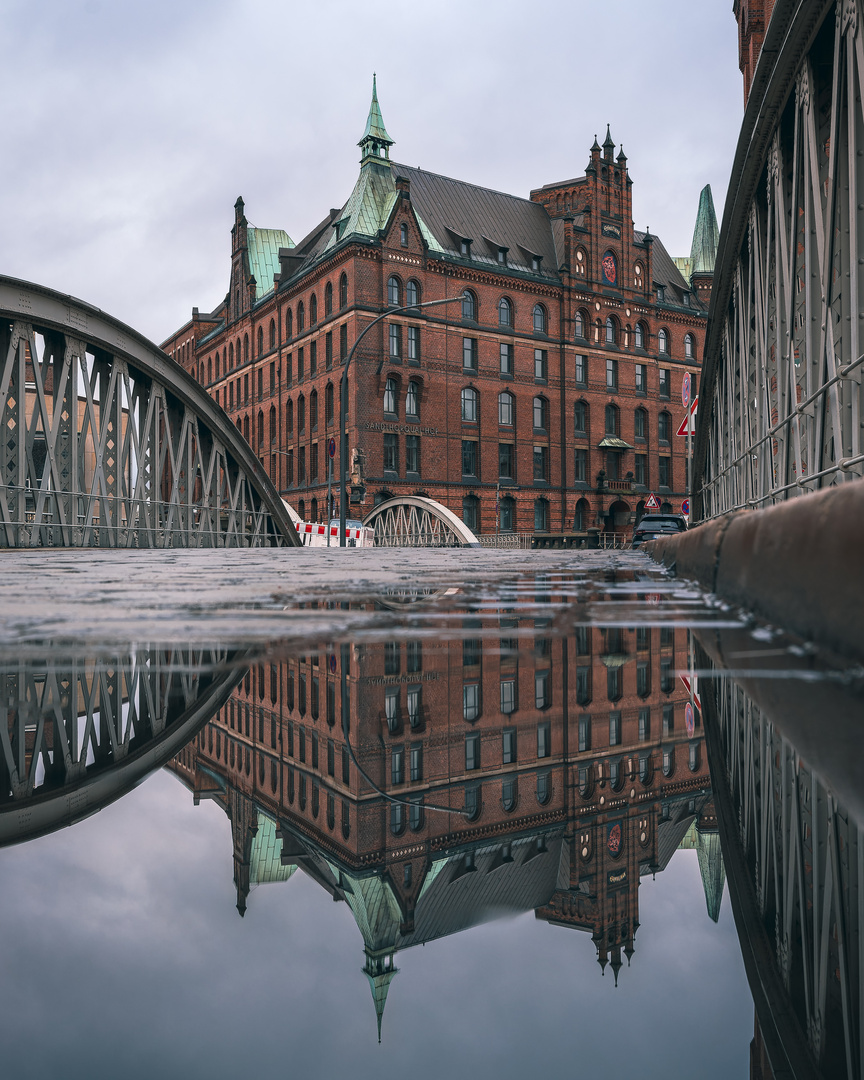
[169,604,724,1038]
[696,630,863,1080]
[0,648,246,846]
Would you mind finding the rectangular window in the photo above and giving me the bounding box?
[578,716,591,752]
[407,685,421,727]
[500,342,513,375]
[661,626,674,647]
[462,440,478,477]
[635,363,647,394]
[609,712,622,746]
[406,641,422,673]
[310,340,317,376]
[325,332,333,369]
[658,412,671,443]
[463,682,480,721]
[406,434,420,475]
[660,659,673,692]
[659,456,671,488]
[533,445,548,482]
[384,433,399,473]
[408,325,420,362]
[465,733,480,771]
[463,337,478,371]
[410,744,422,782]
[574,447,587,483]
[534,348,547,380]
[659,368,670,398]
[385,687,399,729]
[637,661,650,697]
[535,670,551,709]
[500,679,516,714]
[663,704,675,735]
[389,323,402,360]
[606,358,618,389]
[499,442,514,479]
[575,626,590,654]
[340,324,348,361]
[537,721,551,758]
[607,666,622,701]
[391,746,404,785]
[502,727,516,764]
[637,626,650,651]
[385,641,400,675]
[638,707,650,741]
[635,453,647,486]
[575,353,586,385]
[297,349,304,382]
[576,665,591,705]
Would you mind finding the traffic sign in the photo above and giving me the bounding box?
[645,493,660,511]
[682,371,691,408]
[329,653,337,674]
[685,701,695,736]
[328,437,337,458]
[676,397,698,436]
[681,498,690,516]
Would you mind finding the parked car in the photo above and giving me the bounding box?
[631,513,688,548]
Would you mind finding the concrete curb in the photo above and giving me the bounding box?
[647,479,864,662]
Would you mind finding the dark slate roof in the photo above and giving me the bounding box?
[390,162,560,279]
[635,230,704,308]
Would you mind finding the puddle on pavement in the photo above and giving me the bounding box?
[0,551,860,1079]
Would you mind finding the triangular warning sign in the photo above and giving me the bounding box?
[645,493,660,510]
[676,397,698,436]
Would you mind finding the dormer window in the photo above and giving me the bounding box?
[532,255,542,272]
[657,285,666,303]
[498,248,507,265]
[682,292,691,307]
[460,238,471,257]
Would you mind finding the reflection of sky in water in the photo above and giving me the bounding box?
[0,768,750,1079]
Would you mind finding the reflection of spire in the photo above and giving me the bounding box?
[610,945,623,987]
[695,828,726,923]
[363,948,398,1043]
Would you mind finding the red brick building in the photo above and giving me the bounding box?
[168,573,723,1035]
[162,79,717,541]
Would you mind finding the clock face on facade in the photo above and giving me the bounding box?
[602,252,618,285]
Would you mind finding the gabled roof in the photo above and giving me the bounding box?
[247,227,293,300]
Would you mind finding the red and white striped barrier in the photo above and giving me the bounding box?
[294,521,374,547]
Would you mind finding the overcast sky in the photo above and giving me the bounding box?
[1,0,743,345]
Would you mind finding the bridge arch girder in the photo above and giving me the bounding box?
[0,277,299,547]
[363,495,480,547]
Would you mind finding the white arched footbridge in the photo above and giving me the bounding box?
[363,496,480,547]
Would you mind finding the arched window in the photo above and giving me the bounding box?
[574,309,586,339]
[605,404,619,435]
[243,334,249,363]
[658,410,671,442]
[387,276,401,306]
[574,247,587,277]
[325,382,334,425]
[257,410,264,447]
[406,380,419,418]
[534,497,549,532]
[298,394,306,433]
[236,338,241,367]
[574,497,590,530]
[461,290,477,321]
[384,377,398,416]
[297,302,305,333]
[658,327,669,355]
[310,389,318,431]
[499,495,515,532]
[310,294,318,325]
[498,390,514,426]
[605,316,616,345]
[400,222,408,246]
[498,297,513,328]
[207,357,212,383]
[635,407,648,440]
[574,400,588,435]
[269,405,276,443]
[502,777,517,812]
[462,493,480,532]
[339,273,348,309]
[461,386,478,422]
[634,321,645,349]
[257,326,264,356]
[324,282,333,317]
[286,398,293,435]
[390,803,405,836]
[269,319,276,349]
[285,308,292,339]
[684,333,696,360]
[533,304,547,334]
[536,772,551,805]
[243,414,250,441]
[533,395,548,431]
[406,279,420,307]
[310,497,318,523]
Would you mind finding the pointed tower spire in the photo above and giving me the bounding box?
[602,124,615,160]
[689,183,720,275]
[358,74,394,164]
[695,828,727,923]
[363,947,398,1043]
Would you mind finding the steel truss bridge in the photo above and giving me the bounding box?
[695,0,864,517]
[0,278,297,547]
[363,495,480,547]
[0,648,249,845]
[702,668,862,1080]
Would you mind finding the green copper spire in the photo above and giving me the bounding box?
[689,184,719,275]
[364,949,398,1043]
[696,828,726,923]
[358,74,394,162]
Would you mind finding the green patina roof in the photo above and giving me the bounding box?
[598,436,634,451]
[249,812,296,885]
[359,74,393,147]
[689,184,719,276]
[247,227,293,301]
[679,822,726,923]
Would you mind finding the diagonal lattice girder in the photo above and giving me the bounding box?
[0,277,299,548]
[363,495,480,547]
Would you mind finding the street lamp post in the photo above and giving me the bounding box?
[339,293,464,547]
